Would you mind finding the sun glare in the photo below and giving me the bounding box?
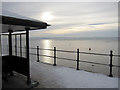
[41,12,54,21]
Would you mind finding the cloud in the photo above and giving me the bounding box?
[2,2,118,37]
[88,23,107,25]
[34,22,117,36]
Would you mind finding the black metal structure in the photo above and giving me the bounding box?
[28,46,119,77]
[1,15,50,87]
[25,28,31,84]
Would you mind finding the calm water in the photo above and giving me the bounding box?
[1,37,119,77]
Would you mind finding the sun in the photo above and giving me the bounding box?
[41,12,54,21]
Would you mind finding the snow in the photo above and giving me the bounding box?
[2,10,38,21]
[30,61,118,88]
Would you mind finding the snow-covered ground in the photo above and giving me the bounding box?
[30,61,118,88]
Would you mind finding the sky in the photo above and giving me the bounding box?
[2,2,118,38]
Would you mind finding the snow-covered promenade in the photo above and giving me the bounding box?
[31,61,118,88]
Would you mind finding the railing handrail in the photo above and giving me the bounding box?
[3,45,120,77]
[5,50,120,68]
[11,46,120,57]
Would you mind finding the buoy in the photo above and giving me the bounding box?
[89,48,91,51]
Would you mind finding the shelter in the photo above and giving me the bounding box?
[1,13,50,89]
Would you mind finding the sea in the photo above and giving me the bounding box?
[1,37,119,77]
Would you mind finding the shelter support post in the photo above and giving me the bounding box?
[26,27,31,84]
[8,29,14,76]
[8,30,12,56]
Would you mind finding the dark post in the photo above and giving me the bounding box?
[7,35,9,54]
[76,49,79,70]
[15,35,17,56]
[37,46,39,62]
[20,34,22,57]
[109,50,113,77]
[53,47,56,66]
[7,44,9,55]
[24,46,26,57]
[8,30,12,56]
[25,27,31,84]
[8,29,14,76]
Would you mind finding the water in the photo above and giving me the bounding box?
[29,37,118,77]
[1,37,119,77]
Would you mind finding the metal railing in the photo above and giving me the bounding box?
[7,45,119,77]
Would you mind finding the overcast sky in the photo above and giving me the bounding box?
[2,2,118,37]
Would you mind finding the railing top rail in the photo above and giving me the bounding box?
[12,33,26,35]
[79,51,109,56]
[9,46,120,57]
[1,34,9,35]
[57,49,76,53]
[113,55,120,57]
[39,48,54,51]
[10,50,120,68]
[30,47,37,49]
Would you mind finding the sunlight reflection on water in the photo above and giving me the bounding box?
[42,40,53,64]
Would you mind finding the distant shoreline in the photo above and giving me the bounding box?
[30,37,118,40]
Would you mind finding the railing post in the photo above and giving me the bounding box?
[53,47,56,66]
[37,46,40,62]
[109,50,113,77]
[76,49,79,70]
